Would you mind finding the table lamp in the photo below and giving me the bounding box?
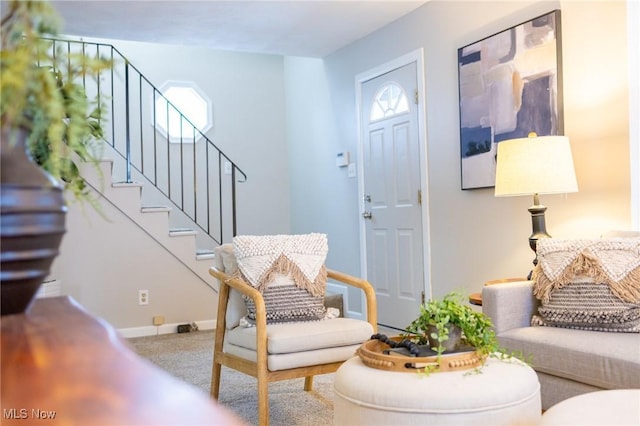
[494,134,578,274]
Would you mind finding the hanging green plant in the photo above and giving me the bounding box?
[1,0,111,206]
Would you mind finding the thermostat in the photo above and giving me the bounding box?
[336,152,350,167]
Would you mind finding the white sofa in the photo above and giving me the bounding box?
[483,280,640,410]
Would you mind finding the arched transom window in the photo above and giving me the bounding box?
[370,82,410,122]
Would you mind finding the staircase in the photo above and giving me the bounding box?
[50,38,246,287]
[78,159,216,286]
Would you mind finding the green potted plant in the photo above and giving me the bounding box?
[402,292,516,363]
[1,0,110,315]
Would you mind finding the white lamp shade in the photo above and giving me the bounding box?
[494,135,578,197]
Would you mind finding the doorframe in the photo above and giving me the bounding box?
[354,48,433,303]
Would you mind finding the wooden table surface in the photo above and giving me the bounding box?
[1,296,245,425]
[469,278,527,306]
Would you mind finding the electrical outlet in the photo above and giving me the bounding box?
[138,290,149,305]
[153,315,165,326]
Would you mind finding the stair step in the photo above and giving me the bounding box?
[196,249,215,261]
[141,206,171,213]
[169,228,197,237]
[112,181,143,189]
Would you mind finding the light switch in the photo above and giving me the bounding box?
[348,163,356,178]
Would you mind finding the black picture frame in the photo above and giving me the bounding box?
[458,10,563,190]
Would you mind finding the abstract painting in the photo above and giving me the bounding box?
[458,10,563,190]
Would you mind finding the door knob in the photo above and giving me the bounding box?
[362,211,372,219]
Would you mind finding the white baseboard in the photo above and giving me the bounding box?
[118,319,216,338]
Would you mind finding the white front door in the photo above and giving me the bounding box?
[360,62,425,330]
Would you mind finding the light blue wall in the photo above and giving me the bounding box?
[284,57,364,312]
[284,57,360,272]
[77,36,292,236]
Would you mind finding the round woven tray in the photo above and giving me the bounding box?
[356,337,485,373]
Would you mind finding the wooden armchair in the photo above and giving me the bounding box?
[209,244,377,426]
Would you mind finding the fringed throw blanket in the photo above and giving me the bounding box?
[531,238,640,332]
[233,233,336,325]
[233,233,328,295]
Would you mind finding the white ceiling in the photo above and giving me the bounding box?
[49,1,429,58]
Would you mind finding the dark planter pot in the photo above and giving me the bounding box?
[0,127,67,315]
[427,323,462,352]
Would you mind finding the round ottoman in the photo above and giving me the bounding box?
[333,356,541,426]
[541,389,640,425]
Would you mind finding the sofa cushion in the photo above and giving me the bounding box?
[497,326,640,390]
[214,244,246,330]
[226,317,373,354]
[215,243,238,274]
[531,238,640,332]
[531,281,640,332]
[224,341,364,371]
[242,273,330,324]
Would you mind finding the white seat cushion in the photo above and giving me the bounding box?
[226,317,373,354]
[224,341,364,371]
[498,326,640,389]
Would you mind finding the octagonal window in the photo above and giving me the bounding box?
[154,81,212,143]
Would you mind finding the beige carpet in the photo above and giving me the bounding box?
[127,330,335,426]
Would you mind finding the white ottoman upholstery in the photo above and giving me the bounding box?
[541,389,640,425]
[334,356,541,426]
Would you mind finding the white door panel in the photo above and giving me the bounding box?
[361,62,424,329]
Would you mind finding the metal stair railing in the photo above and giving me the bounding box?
[46,38,246,246]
